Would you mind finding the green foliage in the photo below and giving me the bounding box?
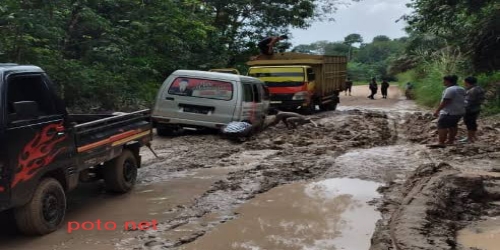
[0,0,354,111]
[477,71,500,115]
[403,0,500,72]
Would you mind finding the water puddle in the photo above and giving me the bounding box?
[457,217,500,250]
[324,145,430,182]
[181,178,381,250]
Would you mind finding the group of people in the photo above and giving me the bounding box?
[368,78,390,99]
[429,75,485,148]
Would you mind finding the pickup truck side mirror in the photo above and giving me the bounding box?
[12,101,40,120]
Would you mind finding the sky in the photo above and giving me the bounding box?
[290,0,413,46]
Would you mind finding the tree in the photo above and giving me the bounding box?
[343,33,363,61]
[402,0,500,72]
[372,35,391,43]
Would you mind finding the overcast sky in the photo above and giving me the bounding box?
[290,0,413,46]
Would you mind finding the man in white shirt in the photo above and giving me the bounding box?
[429,75,466,148]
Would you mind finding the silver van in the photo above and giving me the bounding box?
[152,70,270,136]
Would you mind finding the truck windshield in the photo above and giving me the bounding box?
[248,68,305,87]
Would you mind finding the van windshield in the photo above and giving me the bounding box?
[168,77,233,101]
[248,68,305,87]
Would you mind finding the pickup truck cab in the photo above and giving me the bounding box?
[152,70,269,135]
[0,64,153,235]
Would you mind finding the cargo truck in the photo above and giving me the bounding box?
[247,52,347,114]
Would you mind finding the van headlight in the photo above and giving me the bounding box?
[292,91,309,100]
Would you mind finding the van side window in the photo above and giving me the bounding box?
[242,84,253,102]
[252,84,261,103]
[6,74,57,122]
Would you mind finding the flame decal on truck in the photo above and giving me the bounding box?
[12,122,67,187]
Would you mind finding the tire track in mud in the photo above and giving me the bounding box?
[119,109,404,249]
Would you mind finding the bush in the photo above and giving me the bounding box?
[477,71,500,115]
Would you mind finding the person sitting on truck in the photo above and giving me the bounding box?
[264,109,318,129]
[253,35,289,60]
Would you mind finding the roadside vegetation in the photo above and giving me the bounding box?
[293,0,500,115]
[0,0,498,114]
[0,0,352,111]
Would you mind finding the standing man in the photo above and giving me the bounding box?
[460,76,485,143]
[253,35,288,60]
[429,75,466,148]
[345,78,353,96]
[381,79,390,99]
[368,78,378,99]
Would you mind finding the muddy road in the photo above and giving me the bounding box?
[1,85,499,250]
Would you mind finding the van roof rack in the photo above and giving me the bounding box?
[0,63,19,66]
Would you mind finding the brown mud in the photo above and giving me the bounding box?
[1,86,499,250]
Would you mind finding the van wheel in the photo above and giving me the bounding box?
[103,150,137,193]
[14,178,66,235]
[156,126,174,136]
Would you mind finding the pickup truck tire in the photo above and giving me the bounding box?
[103,149,137,193]
[14,178,66,235]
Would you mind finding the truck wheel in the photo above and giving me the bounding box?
[14,178,66,235]
[103,149,137,193]
[329,102,338,111]
[301,101,315,115]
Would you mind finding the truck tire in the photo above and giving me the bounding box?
[14,178,66,235]
[103,149,137,193]
[301,101,316,115]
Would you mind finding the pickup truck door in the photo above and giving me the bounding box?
[4,73,74,201]
[0,132,8,208]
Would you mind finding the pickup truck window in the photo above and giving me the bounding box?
[6,74,57,122]
[168,77,233,101]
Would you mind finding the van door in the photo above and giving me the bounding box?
[164,77,237,124]
[240,81,264,124]
[4,73,73,205]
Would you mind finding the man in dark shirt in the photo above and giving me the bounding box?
[345,78,353,96]
[368,78,378,99]
[381,80,390,99]
[460,76,485,143]
[253,35,288,60]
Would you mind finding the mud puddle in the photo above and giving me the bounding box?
[323,145,429,182]
[181,178,381,250]
[458,217,500,250]
[0,167,235,250]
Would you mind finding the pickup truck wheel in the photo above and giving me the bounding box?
[103,150,137,193]
[14,178,66,235]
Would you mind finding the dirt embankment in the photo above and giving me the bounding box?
[371,163,500,250]
[403,112,500,157]
[369,112,500,250]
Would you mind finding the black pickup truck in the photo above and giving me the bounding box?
[0,64,153,235]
